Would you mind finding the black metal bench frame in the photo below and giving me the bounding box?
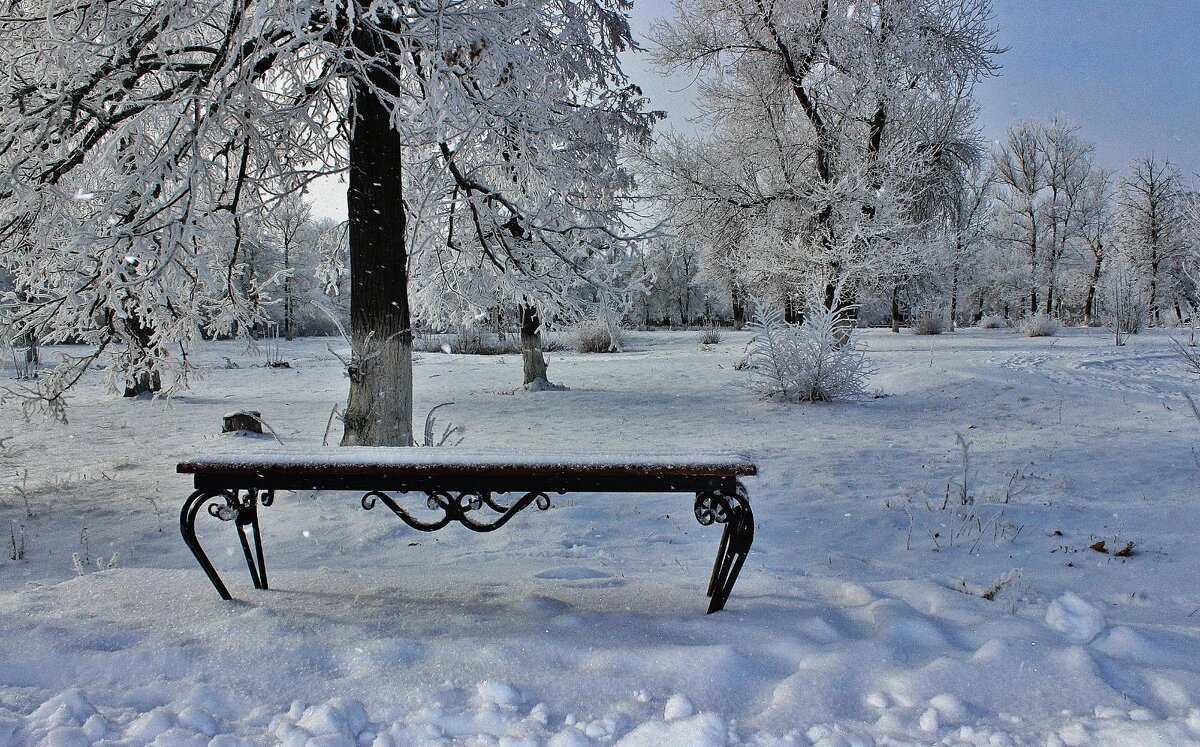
[177,454,755,613]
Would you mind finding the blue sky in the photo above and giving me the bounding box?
[625,0,1199,179]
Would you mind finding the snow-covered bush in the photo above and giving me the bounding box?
[697,325,722,345]
[911,311,946,336]
[743,297,871,402]
[571,317,625,353]
[1021,313,1060,337]
[978,315,1008,329]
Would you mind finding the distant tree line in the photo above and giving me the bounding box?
[641,116,1199,333]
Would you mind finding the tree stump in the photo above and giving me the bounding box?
[222,411,263,434]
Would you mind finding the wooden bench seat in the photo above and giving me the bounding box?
[177,448,756,613]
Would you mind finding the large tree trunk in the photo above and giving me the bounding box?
[520,305,550,386]
[20,328,38,370]
[123,369,160,398]
[731,287,745,331]
[122,312,162,397]
[341,78,413,447]
[283,242,295,340]
[1083,253,1102,326]
[1148,257,1160,327]
[1029,232,1039,314]
[825,280,856,346]
[890,285,901,333]
[949,259,959,332]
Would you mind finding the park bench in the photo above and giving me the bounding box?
[177,448,757,613]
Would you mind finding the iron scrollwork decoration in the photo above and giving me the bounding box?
[207,487,275,521]
[180,487,273,600]
[694,482,754,614]
[361,490,552,533]
[693,491,732,526]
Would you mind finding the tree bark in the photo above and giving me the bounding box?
[825,281,855,346]
[1028,213,1039,315]
[1083,250,1102,326]
[731,287,745,331]
[341,77,413,447]
[1149,257,1160,327]
[283,276,294,340]
[890,285,901,333]
[520,305,550,386]
[124,369,161,397]
[122,310,161,397]
[283,237,295,340]
[20,329,38,367]
[949,258,959,332]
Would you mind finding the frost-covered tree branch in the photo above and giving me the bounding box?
[0,0,657,440]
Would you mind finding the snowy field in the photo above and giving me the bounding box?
[2,327,1200,746]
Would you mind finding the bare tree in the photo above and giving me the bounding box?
[1040,121,1095,316]
[993,122,1049,315]
[1117,157,1189,326]
[992,119,1096,319]
[1080,170,1115,326]
[261,195,314,341]
[943,167,996,329]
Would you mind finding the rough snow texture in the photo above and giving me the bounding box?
[1046,592,1106,644]
[3,329,1200,745]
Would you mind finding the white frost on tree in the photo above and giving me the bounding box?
[648,0,1001,315]
[0,0,655,440]
[1114,157,1191,326]
[991,119,1098,319]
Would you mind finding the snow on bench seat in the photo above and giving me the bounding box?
[178,447,757,481]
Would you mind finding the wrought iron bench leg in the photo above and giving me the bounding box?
[695,481,754,614]
[180,488,272,599]
[235,496,269,590]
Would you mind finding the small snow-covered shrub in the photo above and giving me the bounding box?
[697,325,722,345]
[911,311,946,336]
[571,317,625,353]
[1021,313,1059,337]
[977,315,1008,329]
[743,297,871,402]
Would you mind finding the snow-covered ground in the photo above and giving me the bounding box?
[2,327,1200,746]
